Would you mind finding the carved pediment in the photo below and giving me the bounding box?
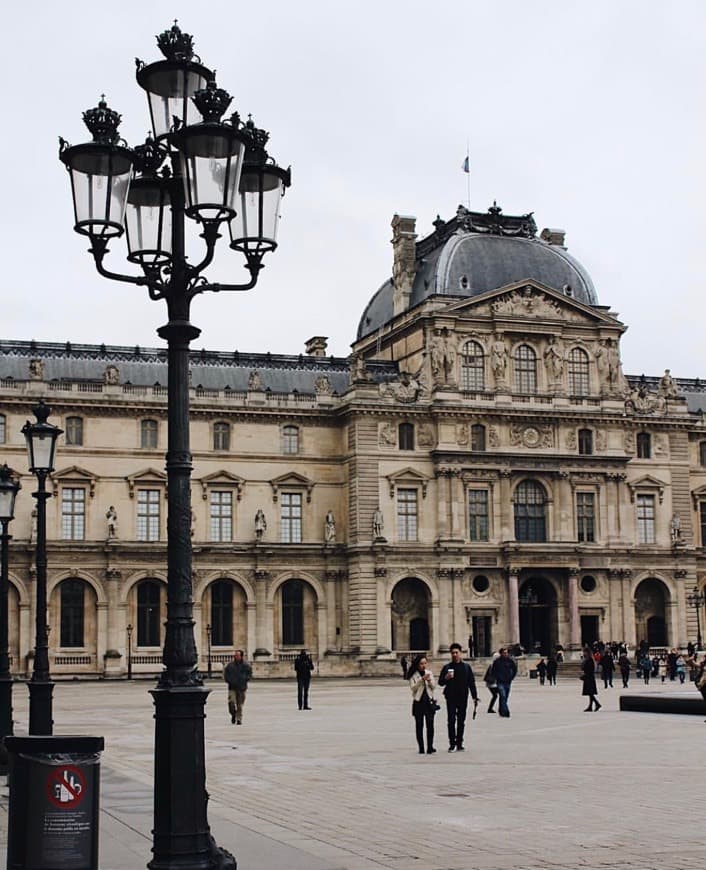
[385,467,429,499]
[126,467,167,499]
[627,474,668,503]
[199,470,245,501]
[691,485,706,510]
[269,472,314,503]
[52,465,97,498]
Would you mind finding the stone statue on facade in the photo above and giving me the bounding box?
[670,513,683,546]
[658,369,679,399]
[429,334,457,386]
[248,370,263,391]
[372,508,384,540]
[324,510,336,543]
[28,359,44,380]
[104,364,120,386]
[106,506,118,539]
[491,335,507,383]
[255,508,267,540]
[543,336,564,380]
[315,374,332,395]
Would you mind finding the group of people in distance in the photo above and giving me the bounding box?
[405,643,517,755]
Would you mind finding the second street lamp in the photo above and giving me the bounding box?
[59,22,290,870]
[686,587,705,651]
[0,464,20,773]
[21,400,62,736]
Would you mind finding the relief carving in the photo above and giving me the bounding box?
[379,422,397,447]
[456,423,469,446]
[510,423,553,449]
[565,430,577,450]
[491,286,563,319]
[417,423,435,448]
[624,431,635,454]
[379,368,425,403]
[29,359,44,380]
[595,429,606,451]
[314,374,332,395]
[488,426,500,448]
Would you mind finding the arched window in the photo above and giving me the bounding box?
[0,413,6,444]
[210,580,233,647]
[141,419,158,449]
[60,579,85,647]
[637,432,651,459]
[568,348,590,396]
[578,428,593,455]
[65,416,84,446]
[213,422,230,451]
[460,341,485,391]
[471,424,486,451]
[513,344,537,394]
[514,480,547,542]
[398,422,414,450]
[282,425,299,455]
[281,579,304,646]
[137,580,162,646]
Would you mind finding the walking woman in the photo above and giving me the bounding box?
[484,652,500,712]
[581,647,602,712]
[407,654,437,754]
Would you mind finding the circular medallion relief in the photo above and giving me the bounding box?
[522,426,541,448]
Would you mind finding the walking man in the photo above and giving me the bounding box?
[601,649,615,688]
[294,649,314,710]
[491,647,518,718]
[439,643,478,751]
[224,649,252,725]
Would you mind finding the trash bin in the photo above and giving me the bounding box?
[5,735,104,870]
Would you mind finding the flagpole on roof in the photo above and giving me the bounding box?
[465,141,471,210]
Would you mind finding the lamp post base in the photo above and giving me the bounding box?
[0,674,13,774]
[148,683,236,870]
[28,679,54,736]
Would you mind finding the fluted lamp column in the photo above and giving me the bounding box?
[0,464,20,773]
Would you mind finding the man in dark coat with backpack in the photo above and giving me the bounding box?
[438,643,478,752]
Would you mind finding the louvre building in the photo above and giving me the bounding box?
[2,203,705,677]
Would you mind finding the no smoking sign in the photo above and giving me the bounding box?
[46,766,87,809]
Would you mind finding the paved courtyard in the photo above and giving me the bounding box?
[0,672,704,870]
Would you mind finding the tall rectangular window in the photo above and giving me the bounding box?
[282,425,299,454]
[65,416,84,446]
[141,419,158,449]
[468,490,489,542]
[576,492,595,543]
[0,414,7,444]
[137,489,161,541]
[210,491,233,542]
[701,502,706,547]
[397,488,418,541]
[213,422,230,451]
[636,494,655,544]
[61,488,85,540]
[280,493,302,543]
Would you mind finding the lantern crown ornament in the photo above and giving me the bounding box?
[192,79,233,123]
[243,115,270,162]
[156,21,198,63]
[133,135,169,176]
[82,96,123,145]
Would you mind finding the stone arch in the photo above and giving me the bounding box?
[267,571,325,607]
[200,574,251,652]
[271,574,321,653]
[195,570,254,605]
[120,569,168,605]
[518,575,559,655]
[389,576,434,653]
[633,575,672,648]
[7,572,30,606]
[48,570,107,606]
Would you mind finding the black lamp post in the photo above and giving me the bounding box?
[0,464,20,773]
[21,400,62,736]
[126,623,133,680]
[519,585,539,654]
[686,587,705,651]
[59,22,290,870]
[206,623,212,679]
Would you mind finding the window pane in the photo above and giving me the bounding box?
[60,579,85,647]
[211,580,233,646]
[397,488,418,541]
[637,494,655,544]
[137,580,161,646]
[577,492,595,542]
[578,429,593,455]
[213,422,230,451]
[281,493,302,543]
[282,579,304,646]
[637,433,651,459]
[141,419,158,448]
[209,491,233,542]
[514,480,547,542]
[700,502,706,547]
[514,345,537,394]
[398,423,414,450]
[0,415,5,444]
[66,416,83,446]
[568,348,590,395]
[137,489,160,541]
[61,488,85,540]
[700,443,706,467]
[468,490,489,541]
[461,341,485,391]
[471,424,486,451]
[282,425,299,454]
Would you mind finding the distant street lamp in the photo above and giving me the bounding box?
[519,585,539,654]
[686,586,705,651]
[59,22,290,869]
[126,623,133,680]
[21,400,62,735]
[0,464,20,773]
[206,623,213,679]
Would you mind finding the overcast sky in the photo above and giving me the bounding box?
[4,2,705,376]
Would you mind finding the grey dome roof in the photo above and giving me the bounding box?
[358,207,598,340]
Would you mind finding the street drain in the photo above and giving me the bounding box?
[438,793,469,798]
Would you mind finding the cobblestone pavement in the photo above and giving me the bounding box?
[1,673,704,869]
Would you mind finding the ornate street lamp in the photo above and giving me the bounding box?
[59,22,290,870]
[126,623,133,680]
[686,586,705,651]
[0,464,20,773]
[206,623,212,679]
[21,400,62,736]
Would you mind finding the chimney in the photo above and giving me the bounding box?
[540,227,566,249]
[305,336,328,357]
[391,214,417,316]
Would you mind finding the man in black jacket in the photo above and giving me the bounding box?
[438,643,478,752]
[223,649,252,724]
[491,647,518,718]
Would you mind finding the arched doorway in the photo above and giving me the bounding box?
[634,578,669,647]
[391,578,430,652]
[277,579,317,651]
[519,577,557,655]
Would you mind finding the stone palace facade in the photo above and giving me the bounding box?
[1,204,705,677]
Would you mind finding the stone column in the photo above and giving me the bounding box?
[674,569,689,648]
[449,469,463,541]
[324,571,339,654]
[568,568,580,650]
[435,467,450,540]
[253,570,271,657]
[499,469,512,541]
[96,602,109,676]
[316,602,327,661]
[246,602,256,660]
[507,568,520,645]
[437,570,451,655]
[621,569,633,645]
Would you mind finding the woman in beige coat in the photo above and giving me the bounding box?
[407,654,438,754]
